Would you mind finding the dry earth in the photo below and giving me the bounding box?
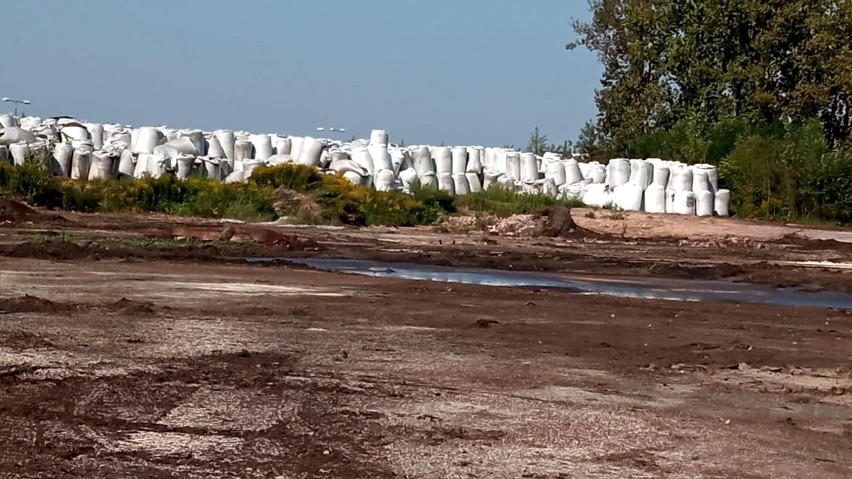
[0,205,851,478]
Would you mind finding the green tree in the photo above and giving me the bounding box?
[527,127,548,155]
[575,120,601,158]
[569,0,852,148]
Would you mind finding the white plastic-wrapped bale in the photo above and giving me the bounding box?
[420,171,438,189]
[693,164,719,191]
[89,151,115,180]
[542,178,558,198]
[399,167,420,190]
[495,149,509,174]
[564,159,583,185]
[201,157,221,180]
[589,164,607,184]
[87,124,104,150]
[665,189,676,213]
[506,152,521,180]
[250,134,273,161]
[608,158,630,187]
[673,191,696,215]
[163,137,198,156]
[696,190,714,217]
[147,153,169,178]
[467,148,483,173]
[411,146,434,175]
[466,172,482,193]
[234,140,253,163]
[692,168,711,194]
[178,130,205,157]
[214,130,236,161]
[652,164,670,187]
[175,154,196,180]
[134,153,151,178]
[433,146,452,175]
[243,159,265,178]
[438,172,455,195]
[630,160,653,190]
[343,170,368,186]
[368,143,393,172]
[520,153,538,182]
[289,136,304,161]
[267,153,293,165]
[297,137,324,167]
[453,173,470,195]
[522,179,538,195]
[351,146,375,180]
[644,184,666,213]
[614,183,643,211]
[492,174,509,189]
[561,182,585,202]
[275,137,291,155]
[544,156,566,186]
[207,135,226,158]
[9,143,30,165]
[370,129,389,146]
[374,169,395,192]
[1,127,37,145]
[582,183,609,208]
[451,147,467,174]
[669,167,693,192]
[71,144,93,180]
[118,149,135,177]
[0,114,16,128]
[482,171,501,190]
[224,170,244,184]
[715,189,731,216]
[389,147,406,175]
[132,127,162,154]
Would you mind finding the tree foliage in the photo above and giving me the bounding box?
[569,0,852,149]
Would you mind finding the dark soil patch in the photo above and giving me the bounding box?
[0,294,76,314]
[107,298,156,315]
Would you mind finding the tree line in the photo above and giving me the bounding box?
[564,0,852,223]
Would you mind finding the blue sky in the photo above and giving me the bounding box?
[5,1,601,147]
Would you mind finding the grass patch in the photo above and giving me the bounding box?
[456,186,583,217]
[23,233,76,244]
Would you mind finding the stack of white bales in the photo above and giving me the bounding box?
[0,115,730,216]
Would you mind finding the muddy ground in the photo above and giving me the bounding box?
[0,207,851,477]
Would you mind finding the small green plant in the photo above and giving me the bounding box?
[24,233,76,244]
[585,211,596,219]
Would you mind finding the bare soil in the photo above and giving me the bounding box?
[0,207,851,477]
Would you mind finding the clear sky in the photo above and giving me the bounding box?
[5,1,601,148]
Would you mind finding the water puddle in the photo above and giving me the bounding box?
[280,258,852,309]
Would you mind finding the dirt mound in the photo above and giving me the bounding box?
[108,298,156,315]
[0,198,42,223]
[488,206,595,238]
[0,294,69,314]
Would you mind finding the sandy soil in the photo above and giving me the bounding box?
[0,206,851,477]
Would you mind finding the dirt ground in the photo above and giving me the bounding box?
[1,206,851,478]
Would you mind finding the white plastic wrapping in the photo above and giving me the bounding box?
[608,158,630,187]
[437,172,455,195]
[412,147,434,175]
[715,189,731,216]
[433,147,452,174]
[118,149,135,177]
[614,183,643,211]
[696,190,714,217]
[564,159,583,185]
[506,152,521,180]
[644,184,666,213]
[451,147,468,174]
[250,134,274,161]
[465,172,482,193]
[453,173,470,195]
[673,191,696,215]
[297,137,324,167]
[9,143,30,165]
[374,169,395,192]
[520,153,538,182]
[214,130,236,161]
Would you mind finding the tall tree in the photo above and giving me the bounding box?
[527,127,548,155]
[569,0,852,148]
